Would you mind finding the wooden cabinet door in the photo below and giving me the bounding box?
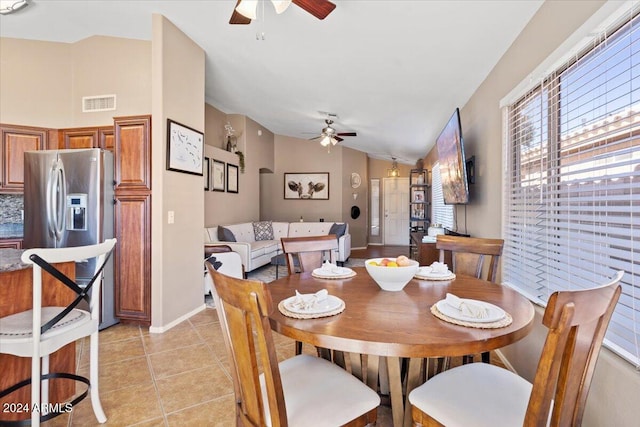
[114,193,151,323]
[115,115,151,191]
[1,125,46,193]
[99,127,115,152]
[60,128,99,149]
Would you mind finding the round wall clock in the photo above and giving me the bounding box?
[351,172,362,189]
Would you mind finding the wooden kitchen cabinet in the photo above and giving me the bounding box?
[113,115,152,324]
[0,124,48,193]
[59,126,114,150]
[114,192,151,323]
[115,115,151,191]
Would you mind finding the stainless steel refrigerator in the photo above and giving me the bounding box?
[23,148,117,330]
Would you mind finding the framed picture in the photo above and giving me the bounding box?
[227,164,239,193]
[284,172,330,200]
[166,119,204,175]
[211,159,225,192]
[204,157,210,191]
[413,189,425,202]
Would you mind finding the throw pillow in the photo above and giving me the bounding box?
[217,226,236,242]
[253,221,274,241]
[329,222,347,239]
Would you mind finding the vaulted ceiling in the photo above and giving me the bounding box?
[0,0,543,163]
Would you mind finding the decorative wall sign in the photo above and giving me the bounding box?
[212,159,225,192]
[227,164,239,193]
[167,119,204,175]
[284,172,330,200]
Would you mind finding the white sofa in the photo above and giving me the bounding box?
[204,221,351,273]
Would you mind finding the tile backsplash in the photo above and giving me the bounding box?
[0,194,24,224]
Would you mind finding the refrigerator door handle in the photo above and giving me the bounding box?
[53,163,67,241]
[46,163,56,237]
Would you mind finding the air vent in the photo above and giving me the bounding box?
[82,95,116,112]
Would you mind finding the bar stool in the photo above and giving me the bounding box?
[0,239,116,426]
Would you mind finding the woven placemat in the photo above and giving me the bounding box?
[415,272,456,281]
[430,304,513,329]
[311,270,357,280]
[278,300,345,319]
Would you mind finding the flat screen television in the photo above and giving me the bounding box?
[436,108,469,204]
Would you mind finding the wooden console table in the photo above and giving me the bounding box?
[410,232,452,266]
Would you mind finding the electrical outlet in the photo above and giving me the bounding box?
[167,211,175,224]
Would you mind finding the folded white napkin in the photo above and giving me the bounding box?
[422,236,436,243]
[321,260,343,274]
[445,293,489,319]
[291,289,328,310]
[430,261,450,274]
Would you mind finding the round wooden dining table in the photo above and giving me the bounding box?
[267,267,535,427]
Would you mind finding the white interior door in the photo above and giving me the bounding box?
[383,178,410,245]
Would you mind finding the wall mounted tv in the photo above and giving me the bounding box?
[436,108,470,204]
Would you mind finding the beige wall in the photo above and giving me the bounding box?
[150,14,205,329]
[443,1,640,425]
[0,36,150,128]
[341,148,368,248]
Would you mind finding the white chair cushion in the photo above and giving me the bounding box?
[261,354,380,427]
[408,363,532,427]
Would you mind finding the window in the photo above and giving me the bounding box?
[504,12,640,366]
[431,162,454,230]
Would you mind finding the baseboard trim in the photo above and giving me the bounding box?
[149,304,207,334]
[351,246,368,250]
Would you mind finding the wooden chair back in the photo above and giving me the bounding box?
[526,271,623,426]
[281,235,339,275]
[206,266,287,426]
[436,235,504,283]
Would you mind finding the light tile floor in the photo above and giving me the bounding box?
[48,307,395,426]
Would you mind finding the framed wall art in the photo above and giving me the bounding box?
[211,159,225,192]
[284,172,329,200]
[227,164,239,193]
[166,119,204,175]
[204,157,210,191]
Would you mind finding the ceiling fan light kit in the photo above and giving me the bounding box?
[235,0,258,19]
[231,0,335,24]
[0,0,28,15]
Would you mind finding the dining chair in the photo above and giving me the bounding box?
[0,239,117,426]
[435,234,504,283]
[409,270,623,427]
[281,234,339,275]
[281,234,340,358]
[436,234,505,365]
[206,267,380,427]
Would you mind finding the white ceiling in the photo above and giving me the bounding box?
[0,0,543,164]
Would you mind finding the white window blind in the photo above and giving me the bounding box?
[504,12,639,366]
[431,162,454,230]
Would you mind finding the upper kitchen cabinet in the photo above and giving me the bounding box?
[0,124,49,193]
[114,115,151,191]
[59,126,114,151]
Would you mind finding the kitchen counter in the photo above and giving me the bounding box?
[0,248,28,272]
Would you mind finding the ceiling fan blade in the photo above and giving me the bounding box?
[229,0,252,24]
[308,136,322,141]
[336,132,357,137]
[334,136,344,143]
[292,0,336,20]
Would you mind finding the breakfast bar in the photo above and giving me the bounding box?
[0,248,76,423]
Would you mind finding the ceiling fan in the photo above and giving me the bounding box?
[309,116,357,149]
[230,0,336,24]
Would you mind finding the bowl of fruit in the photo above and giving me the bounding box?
[365,256,419,291]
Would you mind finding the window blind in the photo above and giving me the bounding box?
[504,12,639,366]
[431,162,455,230]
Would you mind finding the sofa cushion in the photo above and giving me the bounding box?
[249,240,278,259]
[218,226,237,242]
[253,221,274,241]
[329,222,347,239]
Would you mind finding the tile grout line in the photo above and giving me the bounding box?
[139,324,170,427]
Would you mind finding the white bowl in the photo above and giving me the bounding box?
[365,257,419,291]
